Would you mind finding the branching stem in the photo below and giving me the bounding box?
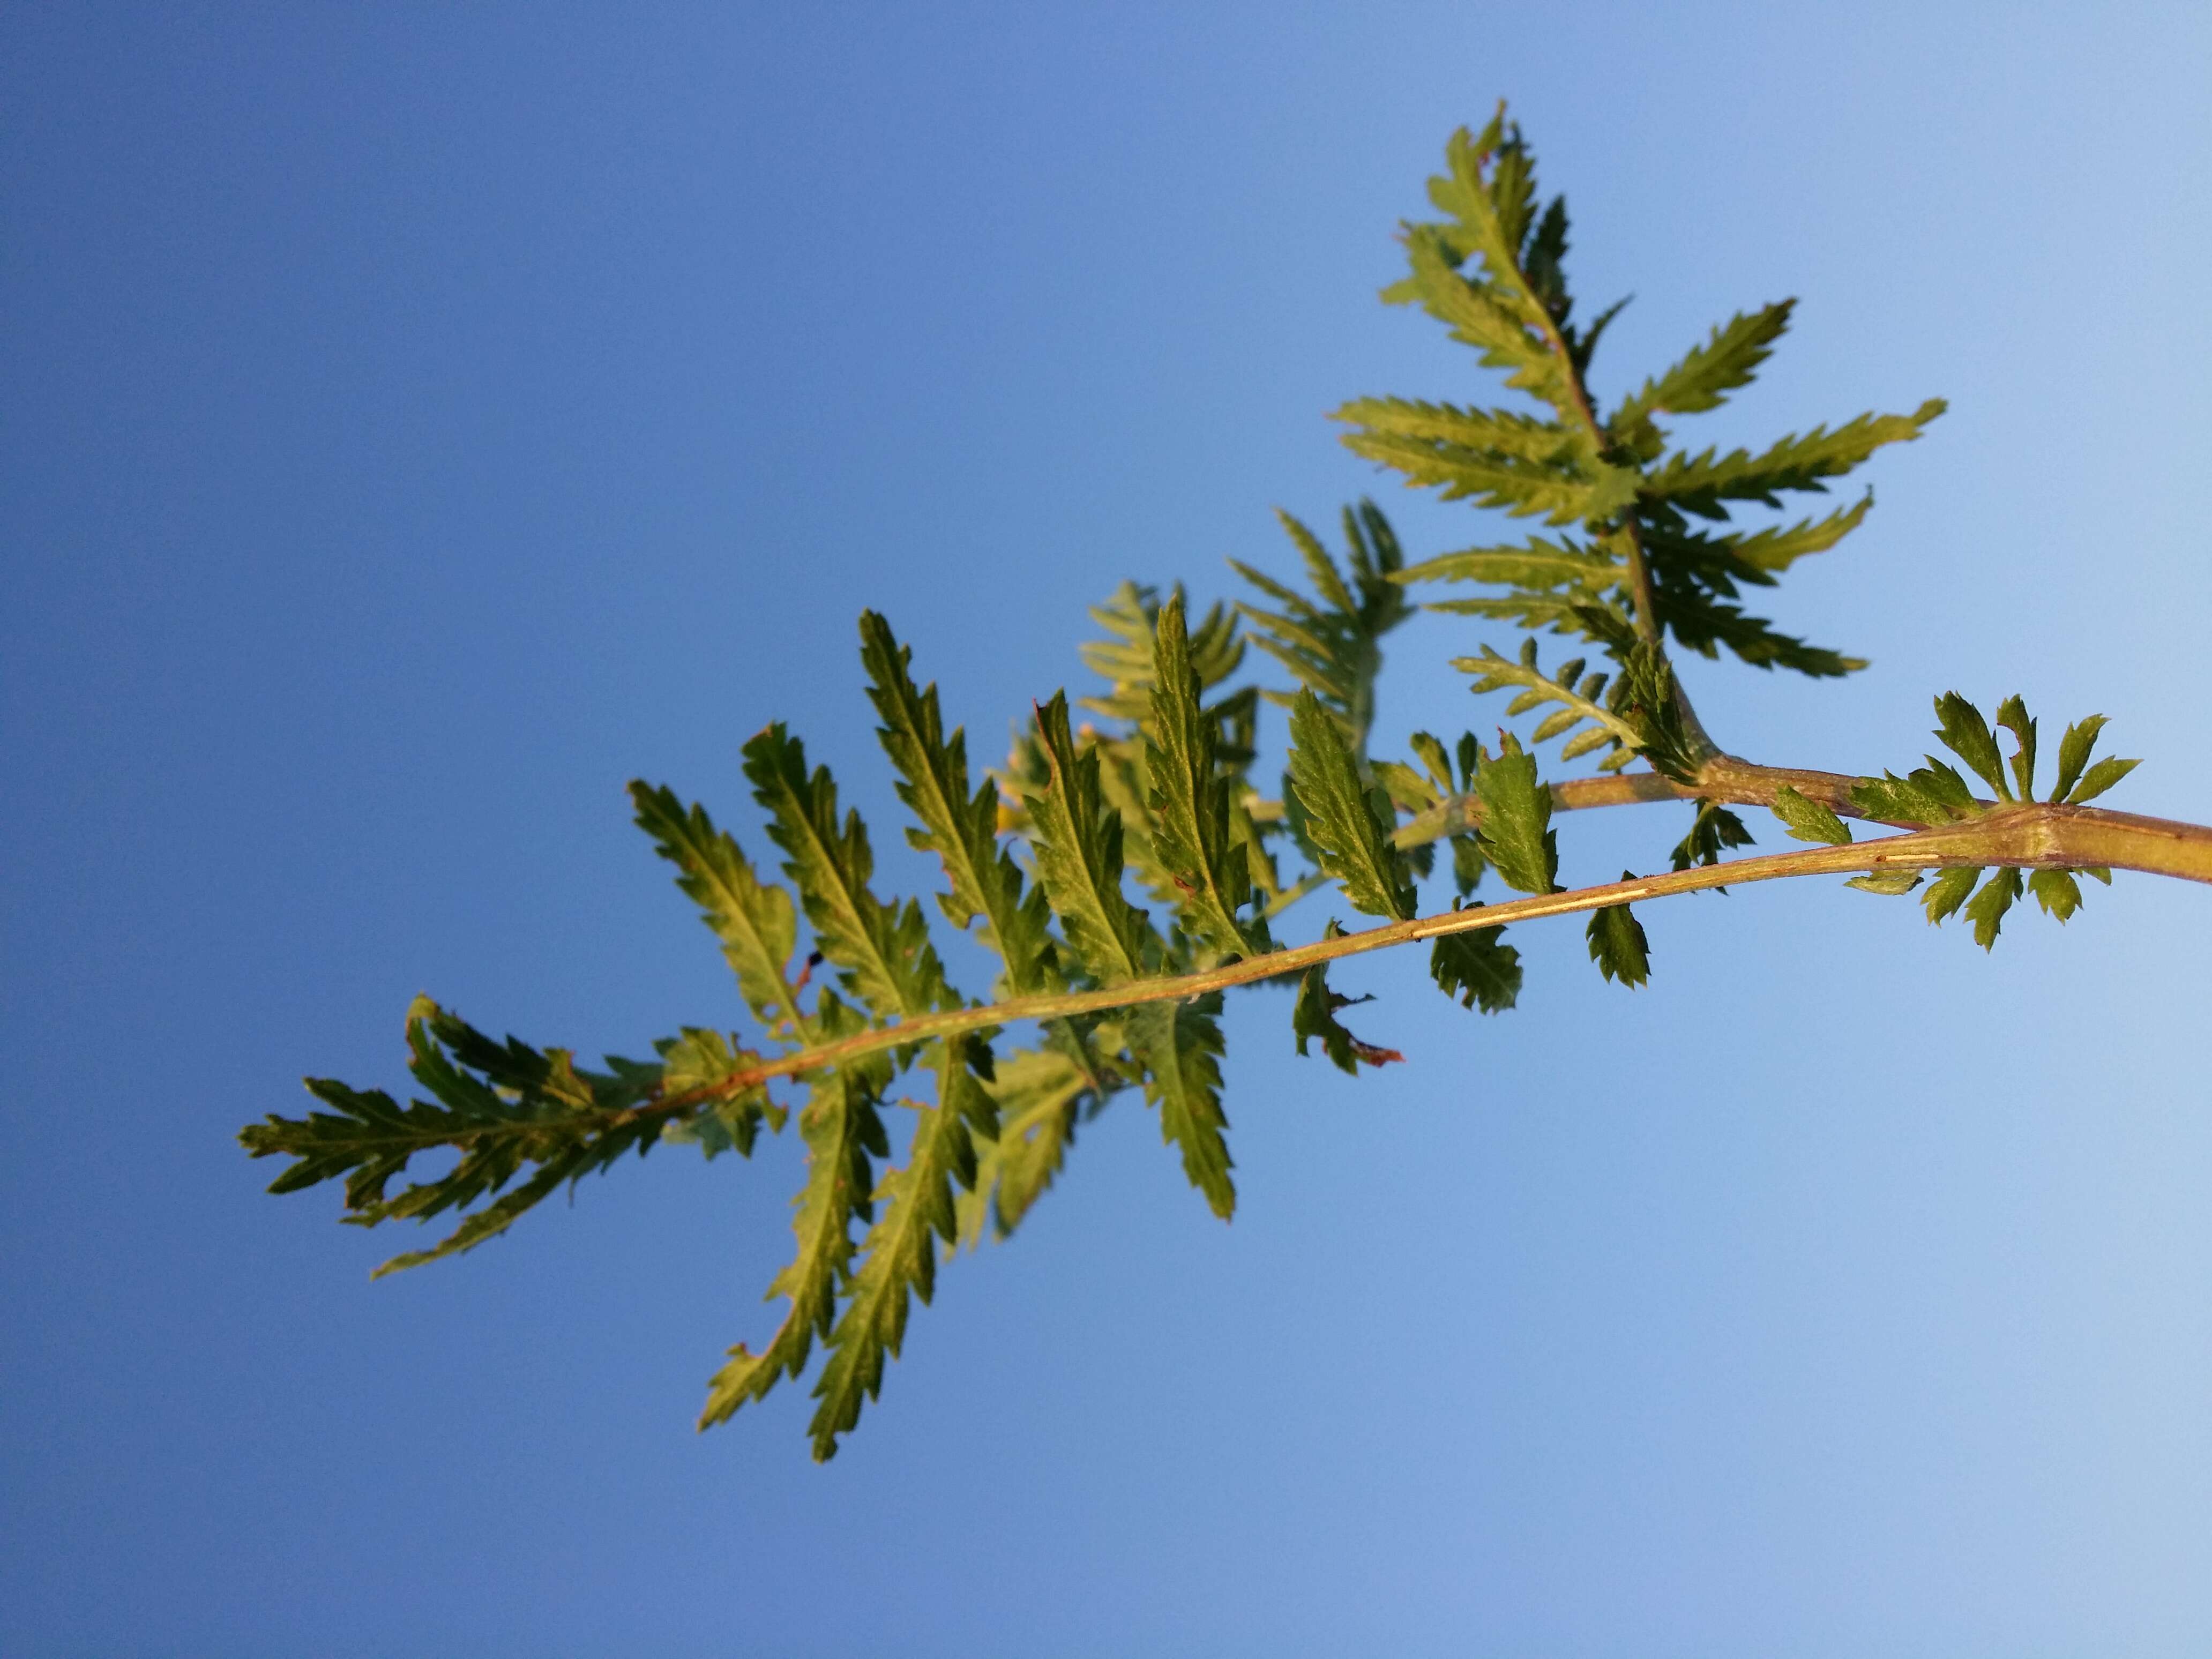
[1395,755,1905,848]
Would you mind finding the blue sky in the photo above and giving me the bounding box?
[5,3,2210,1654]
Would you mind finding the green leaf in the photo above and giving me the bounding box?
[1148,591,1268,960]
[960,1044,1101,1245]
[2052,715,2109,803]
[1286,686,1416,920]
[2028,868,2083,922]
[1933,692,2009,798]
[1613,301,1793,428]
[1845,870,1924,895]
[2066,755,2140,805]
[1407,730,1456,796]
[1585,882,1651,986]
[1025,691,1156,984]
[1129,995,1235,1219]
[1769,786,1851,846]
[1852,761,1979,827]
[1430,925,1523,1013]
[1454,637,1642,771]
[630,783,805,1036]
[1610,642,1705,783]
[1727,494,1875,572]
[1920,866,1979,924]
[1645,574,1867,679]
[1076,580,1246,730]
[1994,694,2037,803]
[1388,220,1585,432]
[743,725,954,1022]
[1471,732,1558,896]
[241,998,667,1277]
[1395,535,1619,594]
[1233,502,1411,753]
[1642,400,1946,519]
[1670,800,1755,871]
[1963,866,2023,948]
[808,1040,996,1459]
[1449,833,1488,900]
[700,1000,890,1430]
[1293,924,1404,1073]
[860,612,1058,996]
[1333,397,1606,524]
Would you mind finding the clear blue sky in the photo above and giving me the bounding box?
[6,3,2210,1654]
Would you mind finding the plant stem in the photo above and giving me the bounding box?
[1394,754,1943,850]
[666,799,2212,1111]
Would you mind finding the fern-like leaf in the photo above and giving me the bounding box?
[1129,995,1235,1219]
[808,1039,996,1459]
[630,783,806,1036]
[1286,686,1416,920]
[1148,592,1268,960]
[1026,692,1156,984]
[861,612,1058,996]
[744,725,955,1022]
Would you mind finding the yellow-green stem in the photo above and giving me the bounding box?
[656,798,2212,1115]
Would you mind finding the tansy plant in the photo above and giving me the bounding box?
[243,107,2210,1461]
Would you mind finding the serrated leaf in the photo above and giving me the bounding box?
[743,725,954,1022]
[240,1000,669,1277]
[808,1041,995,1459]
[1670,799,1756,871]
[1852,761,1979,827]
[2065,755,2140,805]
[2052,715,2109,803]
[1585,884,1651,985]
[959,1044,1101,1246]
[1770,785,1851,846]
[1610,641,1705,782]
[1129,995,1235,1219]
[860,612,1057,996]
[1287,686,1416,920]
[1964,866,2023,948]
[1642,400,1945,518]
[630,782,805,1035]
[1430,923,1522,1013]
[1471,733,1557,896]
[1074,580,1246,730]
[1920,866,1979,924]
[1613,301,1793,429]
[2028,868,2083,922]
[1726,493,1875,572]
[1148,591,1267,961]
[1234,503,1411,753]
[699,1023,890,1430]
[1934,692,2009,797]
[1025,691,1155,984]
[1395,536,1619,593]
